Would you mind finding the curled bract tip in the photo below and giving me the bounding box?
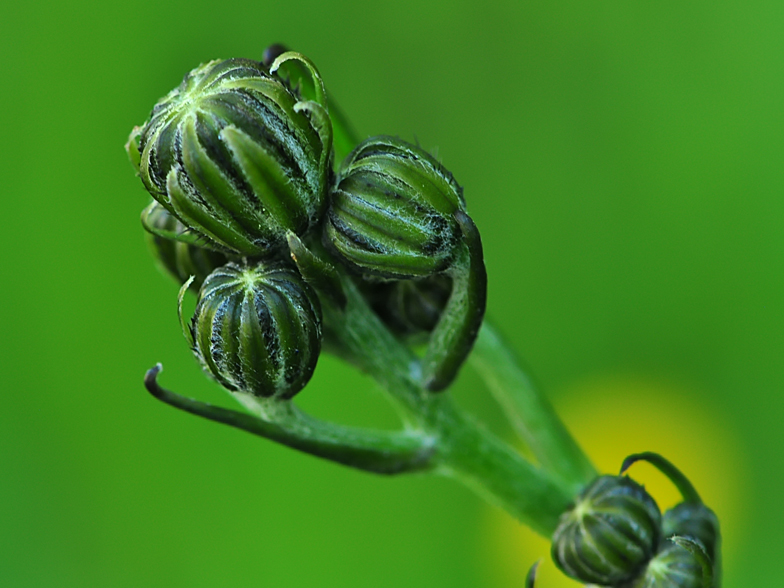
[620,452,701,504]
[144,364,164,398]
[525,560,540,588]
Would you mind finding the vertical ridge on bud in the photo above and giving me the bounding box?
[189,261,322,399]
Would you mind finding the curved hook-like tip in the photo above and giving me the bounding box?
[269,51,328,111]
[525,560,540,588]
[144,363,164,398]
[620,452,702,504]
[619,453,639,475]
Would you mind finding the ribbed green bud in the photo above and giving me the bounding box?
[187,261,322,399]
[629,542,705,588]
[662,502,719,562]
[551,475,662,586]
[325,136,466,279]
[133,56,332,256]
[142,202,227,290]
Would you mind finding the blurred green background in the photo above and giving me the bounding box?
[1,0,781,586]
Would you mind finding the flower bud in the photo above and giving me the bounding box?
[324,136,466,279]
[629,541,707,588]
[187,261,322,399]
[134,56,332,256]
[142,202,227,290]
[662,502,720,563]
[551,475,662,586]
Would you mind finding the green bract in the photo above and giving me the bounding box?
[551,475,662,586]
[186,261,322,400]
[142,202,227,291]
[325,136,465,279]
[131,55,332,256]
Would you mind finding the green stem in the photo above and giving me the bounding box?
[469,322,596,492]
[144,364,436,474]
[428,398,572,536]
[323,270,573,535]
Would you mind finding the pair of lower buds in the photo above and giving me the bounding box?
[542,453,719,588]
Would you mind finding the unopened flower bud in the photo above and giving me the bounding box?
[325,136,466,279]
[630,540,708,588]
[551,475,662,586]
[662,502,720,563]
[187,261,322,399]
[142,202,227,290]
[133,56,332,256]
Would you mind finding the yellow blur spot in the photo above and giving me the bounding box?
[480,375,746,588]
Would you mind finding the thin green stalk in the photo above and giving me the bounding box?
[145,364,436,474]
[470,322,596,492]
[428,398,572,536]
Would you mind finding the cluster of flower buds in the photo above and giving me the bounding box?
[127,45,486,401]
[129,48,721,587]
[549,453,720,587]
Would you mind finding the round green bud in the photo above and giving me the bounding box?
[629,542,705,588]
[142,202,228,290]
[134,56,331,256]
[662,502,720,563]
[551,475,662,586]
[188,261,322,400]
[324,136,466,279]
